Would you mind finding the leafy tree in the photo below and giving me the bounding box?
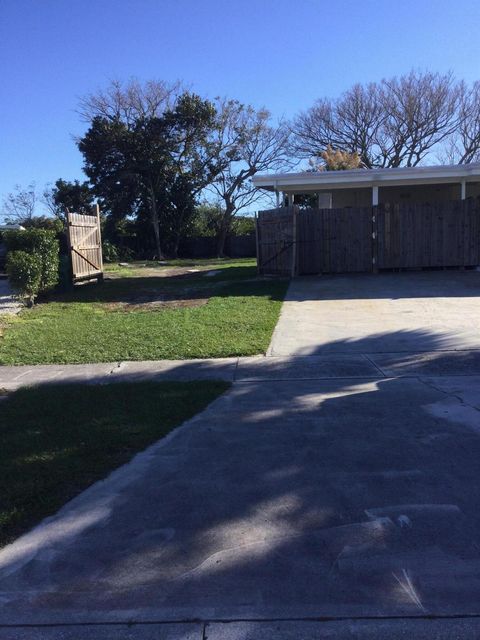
[232,215,255,235]
[79,92,218,259]
[189,204,256,239]
[188,203,225,237]
[43,179,94,220]
[20,216,64,233]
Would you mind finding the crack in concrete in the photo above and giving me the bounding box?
[418,377,480,414]
[108,361,123,376]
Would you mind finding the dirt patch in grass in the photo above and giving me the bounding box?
[106,265,215,279]
[102,283,214,311]
[106,294,210,311]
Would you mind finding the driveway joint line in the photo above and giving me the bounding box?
[232,357,240,381]
[361,353,388,377]
[6,612,480,628]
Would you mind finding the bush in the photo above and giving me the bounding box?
[6,252,43,307]
[118,245,134,261]
[4,229,59,304]
[102,241,119,263]
[21,216,64,233]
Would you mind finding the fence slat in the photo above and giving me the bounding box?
[257,199,480,277]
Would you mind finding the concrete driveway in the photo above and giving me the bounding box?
[2,271,480,638]
[269,270,480,356]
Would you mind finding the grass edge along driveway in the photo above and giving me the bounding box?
[0,381,229,547]
[0,261,288,365]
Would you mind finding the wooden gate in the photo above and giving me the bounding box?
[67,205,104,283]
[256,207,296,275]
[257,206,373,275]
[257,199,480,276]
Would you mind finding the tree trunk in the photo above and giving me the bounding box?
[216,207,234,257]
[171,235,180,259]
[216,225,228,258]
[149,193,164,260]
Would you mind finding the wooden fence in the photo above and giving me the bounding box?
[67,206,103,283]
[257,199,480,276]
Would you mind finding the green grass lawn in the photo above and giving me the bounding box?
[0,381,229,547]
[0,259,288,365]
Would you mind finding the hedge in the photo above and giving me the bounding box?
[4,229,59,305]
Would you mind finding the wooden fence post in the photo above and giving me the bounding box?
[255,212,261,275]
[291,206,298,277]
[372,205,379,273]
[95,203,104,283]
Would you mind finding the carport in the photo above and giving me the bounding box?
[253,163,480,275]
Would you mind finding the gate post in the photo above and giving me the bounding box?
[372,206,379,274]
[291,206,298,277]
[255,212,261,275]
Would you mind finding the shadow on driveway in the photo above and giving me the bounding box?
[1,330,480,627]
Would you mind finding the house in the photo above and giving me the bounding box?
[253,163,480,276]
[252,162,480,209]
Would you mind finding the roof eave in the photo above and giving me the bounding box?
[252,163,480,192]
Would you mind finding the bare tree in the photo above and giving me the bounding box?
[442,81,480,164]
[1,183,37,224]
[292,71,461,168]
[292,83,383,168]
[78,78,183,128]
[378,71,461,167]
[208,99,290,256]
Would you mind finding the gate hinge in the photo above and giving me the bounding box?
[372,257,377,265]
[372,232,377,239]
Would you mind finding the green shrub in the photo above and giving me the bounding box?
[4,229,59,303]
[102,241,119,263]
[118,245,134,262]
[6,251,43,307]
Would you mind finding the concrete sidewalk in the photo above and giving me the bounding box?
[3,349,480,390]
[4,618,480,639]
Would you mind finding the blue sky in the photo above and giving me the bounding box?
[2,0,480,213]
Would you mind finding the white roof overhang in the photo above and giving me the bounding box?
[253,163,480,193]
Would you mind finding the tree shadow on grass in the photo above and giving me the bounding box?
[42,268,286,306]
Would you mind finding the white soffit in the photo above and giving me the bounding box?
[253,163,480,192]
